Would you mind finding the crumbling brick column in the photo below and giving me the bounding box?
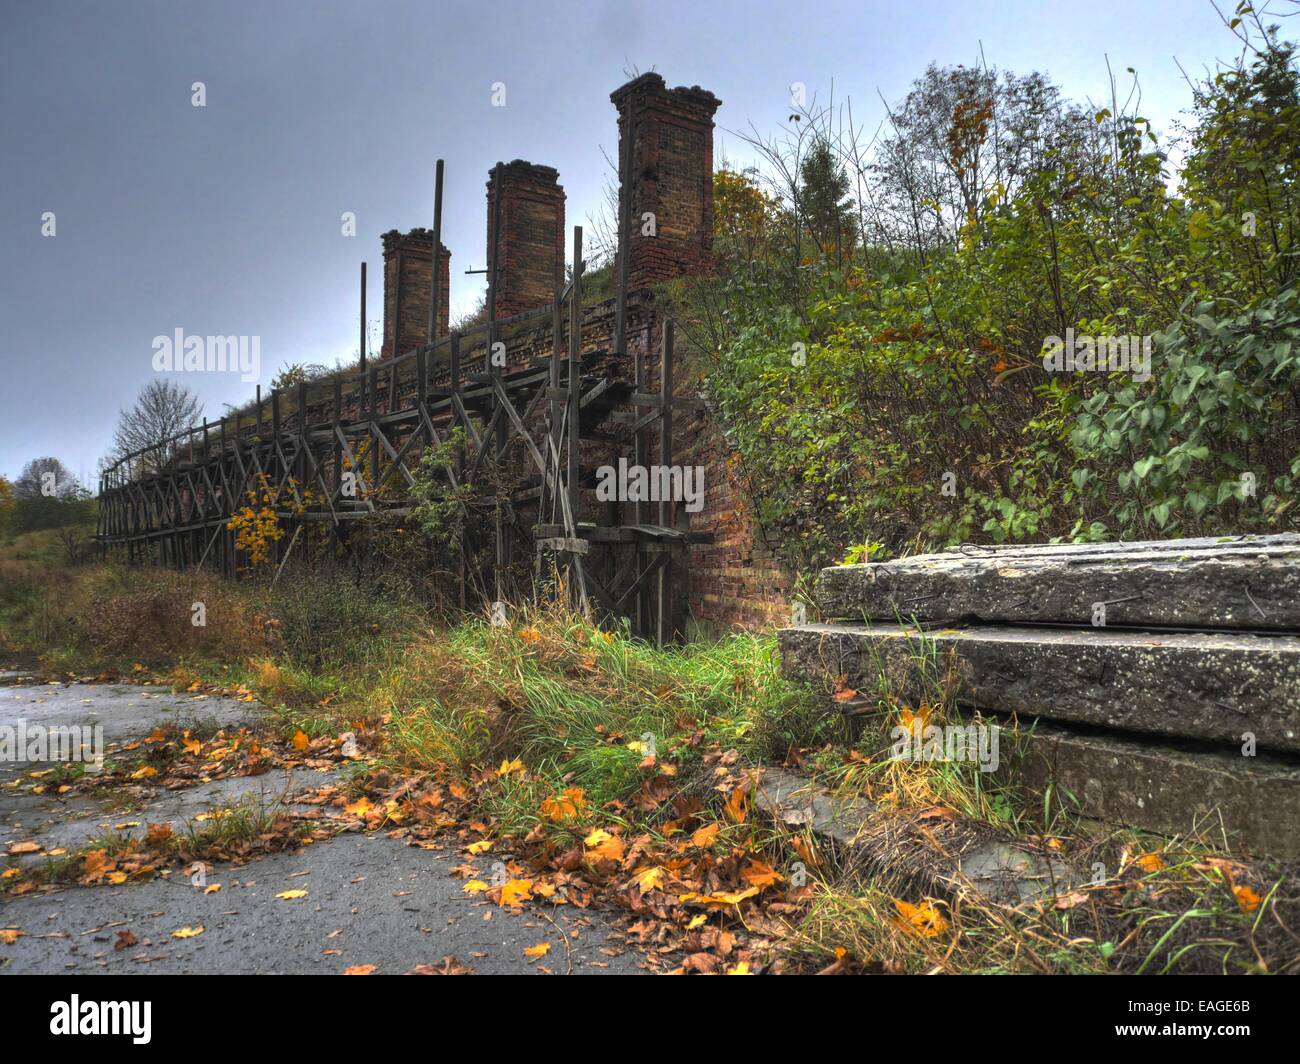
[486,160,565,319]
[381,228,450,359]
[610,74,721,290]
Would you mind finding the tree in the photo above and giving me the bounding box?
[798,137,855,256]
[9,457,93,536]
[872,64,1092,255]
[109,379,202,474]
[0,476,15,538]
[13,456,81,500]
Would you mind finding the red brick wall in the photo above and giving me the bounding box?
[381,229,450,359]
[487,161,565,319]
[610,74,720,291]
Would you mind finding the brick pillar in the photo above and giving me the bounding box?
[610,74,721,290]
[381,228,450,359]
[486,160,565,318]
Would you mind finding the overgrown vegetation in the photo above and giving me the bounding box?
[3,538,1293,974]
[678,11,1300,569]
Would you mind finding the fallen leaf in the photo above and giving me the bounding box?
[499,879,533,908]
[171,926,205,939]
[524,942,551,958]
[691,823,720,848]
[724,786,748,824]
[1233,884,1262,913]
[893,898,948,938]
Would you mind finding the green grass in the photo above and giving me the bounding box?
[4,552,1294,974]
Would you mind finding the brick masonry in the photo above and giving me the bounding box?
[374,76,790,634]
[611,73,721,291]
[381,228,451,360]
[487,161,565,319]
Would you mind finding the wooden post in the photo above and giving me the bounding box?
[368,366,379,498]
[359,262,368,409]
[427,159,443,344]
[489,172,506,602]
[567,226,582,544]
[657,319,674,647]
[546,282,562,522]
[450,331,466,610]
[614,104,635,358]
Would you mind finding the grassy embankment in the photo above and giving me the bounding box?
[1,529,1294,974]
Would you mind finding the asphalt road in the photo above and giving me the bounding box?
[0,675,645,975]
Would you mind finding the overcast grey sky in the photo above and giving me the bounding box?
[0,0,1238,486]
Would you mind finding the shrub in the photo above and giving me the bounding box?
[267,569,420,673]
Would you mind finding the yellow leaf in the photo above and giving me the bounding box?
[726,961,753,975]
[1135,853,1166,874]
[344,797,373,818]
[130,766,157,780]
[499,879,533,908]
[1233,884,1262,913]
[292,730,309,752]
[692,823,720,848]
[182,737,202,755]
[539,786,586,822]
[462,880,489,894]
[204,884,222,895]
[342,964,376,975]
[0,928,25,944]
[740,859,784,890]
[686,914,707,930]
[107,871,128,885]
[497,758,525,777]
[893,898,948,938]
[171,926,204,939]
[724,785,748,824]
[466,840,493,855]
[277,889,308,900]
[633,866,666,894]
[583,828,625,862]
[523,941,551,958]
[679,887,759,908]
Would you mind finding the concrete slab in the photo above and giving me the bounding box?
[1010,721,1300,857]
[817,545,1300,629]
[779,622,1300,754]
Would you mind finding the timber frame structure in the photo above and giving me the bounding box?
[97,158,711,644]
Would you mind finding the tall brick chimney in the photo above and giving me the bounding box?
[381,228,450,359]
[486,160,565,318]
[610,74,721,290]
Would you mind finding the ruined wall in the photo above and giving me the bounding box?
[381,229,451,359]
[368,75,792,633]
[487,161,565,319]
[611,73,721,290]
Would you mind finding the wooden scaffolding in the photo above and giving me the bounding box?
[96,161,707,643]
